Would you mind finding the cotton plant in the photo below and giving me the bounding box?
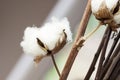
[20,17,72,76]
[20,0,120,79]
[58,0,120,79]
[80,0,120,43]
[73,0,120,80]
[91,0,120,30]
[82,0,120,80]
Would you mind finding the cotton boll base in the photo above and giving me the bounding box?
[20,17,72,64]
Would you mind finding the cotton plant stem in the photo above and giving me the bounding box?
[108,55,120,80]
[76,22,102,46]
[100,31,120,79]
[95,27,112,80]
[84,22,102,40]
[100,41,120,80]
[59,0,91,80]
[103,31,120,67]
[84,27,109,80]
[51,54,61,77]
[75,0,92,42]
[110,60,120,80]
[103,51,120,80]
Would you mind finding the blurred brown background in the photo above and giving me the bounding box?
[0,0,56,79]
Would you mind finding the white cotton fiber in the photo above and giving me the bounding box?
[91,0,119,12]
[20,26,47,57]
[39,17,72,50]
[105,0,118,11]
[91,0,104,13]
[20,17,72,57]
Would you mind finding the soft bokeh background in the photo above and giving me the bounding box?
[0,0,107,80]
[0,0,56,80]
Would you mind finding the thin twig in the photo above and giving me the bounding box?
[59,0,91,80]
[51,54,61,77]
[76,22,102,46]
[84,27,109,80]
[95,27,112,80]
[84,22,102,40]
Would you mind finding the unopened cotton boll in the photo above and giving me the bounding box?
[20,17,72,64]
[91,0,120,30]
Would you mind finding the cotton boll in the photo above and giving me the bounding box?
[20,17,72,63]
[91,0,120,30]
[91,0,112,25]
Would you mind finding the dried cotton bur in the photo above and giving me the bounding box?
[20,17,72,77]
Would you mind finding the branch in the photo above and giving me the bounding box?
[95,27,112,80]
[108,56,120,80]
[103,50,120,80]
[84,27,109,80]
[100,41,120,79]
[103,31,120,67]
[59,0,91,80]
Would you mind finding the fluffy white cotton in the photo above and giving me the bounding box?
[20,17,72,57]
[114,13,120,24]
[91,0,104,13]
[91,0,119,12]
[39,17,72,50]
[105,0,118,11]
[20,26,47,56]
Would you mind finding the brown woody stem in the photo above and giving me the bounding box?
[100,41,120,79]
[84,27,109,80]
[95,27,112,80]
[59,0,91,80]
